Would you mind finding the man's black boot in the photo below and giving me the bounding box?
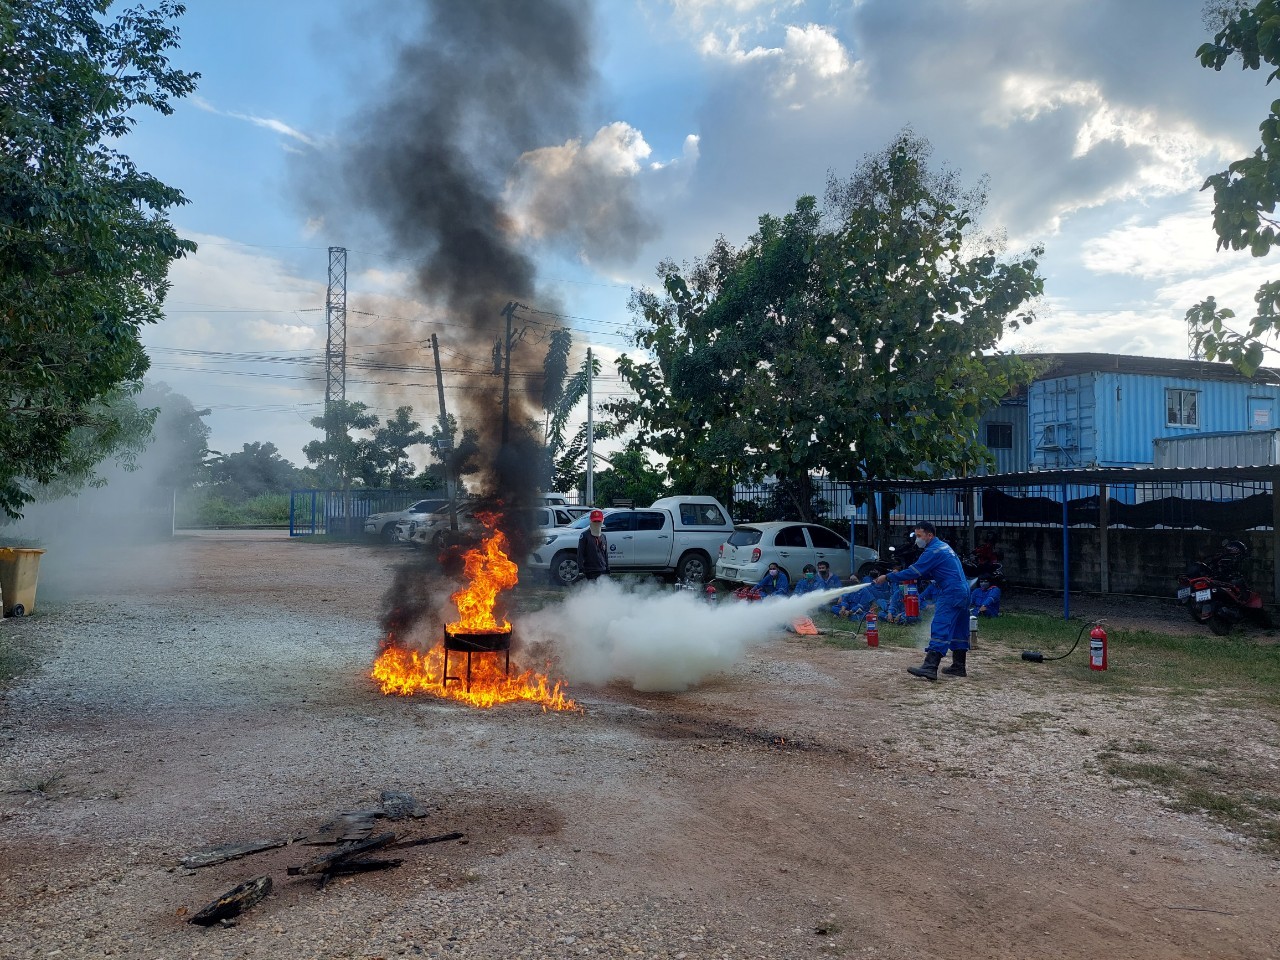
[942,649,967,677]
[907,650,943,681]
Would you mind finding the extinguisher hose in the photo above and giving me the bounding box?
[1021,622,1092,663]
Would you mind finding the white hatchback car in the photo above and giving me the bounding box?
[715,522,879,586]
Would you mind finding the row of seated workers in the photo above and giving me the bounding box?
[753,563,1002,621]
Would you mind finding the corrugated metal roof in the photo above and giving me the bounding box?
[1022,352,1280,385]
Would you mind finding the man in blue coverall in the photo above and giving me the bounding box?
[876,521,970,680]
[754,562,790,597]
[970,578,1001,617]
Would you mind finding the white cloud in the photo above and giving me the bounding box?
[1078,196,1275,322]
[783,23,849,79]
[699,23,857,101]
[191,96,318,148]
[985,73,1239,232]
[650,133,701,171]
[1079,198,1238,280]
[1002,304,1190,359]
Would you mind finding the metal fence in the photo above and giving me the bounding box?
[733,474,1277,532]
[288,489,423,537]
[733,467,1280,605]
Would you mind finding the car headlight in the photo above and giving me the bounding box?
[543,534,559,545]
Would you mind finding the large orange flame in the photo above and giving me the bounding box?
[371,517,577,711]
[448,515,517,633]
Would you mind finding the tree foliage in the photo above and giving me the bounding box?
[611,131,1043,524]
[373,405,430,488]
[302,402,435,489]
[0,0,199,518]
[208,441,305,500]
[303,401,381,488]
[591,448,669,508]
[1188,0,1280,374]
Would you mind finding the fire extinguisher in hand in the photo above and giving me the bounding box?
[1089,623,1108,671]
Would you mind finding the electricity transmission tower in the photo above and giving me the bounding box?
[324,246,348,437]
[1188,313,1203,361]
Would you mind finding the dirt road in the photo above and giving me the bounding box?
[1,532,1277,959]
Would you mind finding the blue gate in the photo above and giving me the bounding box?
[288,489,421,537]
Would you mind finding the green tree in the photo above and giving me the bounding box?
[1187,1,1280,374]
[303,401,380,488]
[16,383,156,504]
[208,441,303,500]
[373,405,430,488]
[591,448,669,507]
[133,381,211,490]
[612,131,1042,539]
[426,413,480,493]
[0,1,199,518]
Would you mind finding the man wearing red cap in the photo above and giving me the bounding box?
[576,509,610,581]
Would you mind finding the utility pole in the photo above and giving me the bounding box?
[324,246,348,526]
[323,246,348,437]
[585,346,595,506]
[499,300,518,447]
[430,333,458,532]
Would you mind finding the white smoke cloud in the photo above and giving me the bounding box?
[522,578,864,692]
[505,122,660,265]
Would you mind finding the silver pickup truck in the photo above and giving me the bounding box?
[527,496,734,586]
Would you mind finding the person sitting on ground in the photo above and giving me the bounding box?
[970,578,1002,617]
[814,560,843,590]
[793,564,823,596]
[754,562,790,597]
[831,571,888,619]
[919,580,938,609]
[881,562,908,623]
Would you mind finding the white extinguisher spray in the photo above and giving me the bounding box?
[1089,624,1108,671]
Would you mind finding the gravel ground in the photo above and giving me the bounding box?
[1,531,1279,959]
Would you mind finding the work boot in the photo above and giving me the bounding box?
[907,650,943,681]
[942,649,968,677]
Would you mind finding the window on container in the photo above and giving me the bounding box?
[1166,389,1200,427]
[985,422,1013,449]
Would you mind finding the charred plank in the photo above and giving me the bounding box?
[287,832,397,876]
[180,838,291,870]
[302,811,379,845]
[189,875,272,926]
[391,831,464,848]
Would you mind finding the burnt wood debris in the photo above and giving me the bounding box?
[182,790,460,927]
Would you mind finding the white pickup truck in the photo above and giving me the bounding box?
[527,496,734,586]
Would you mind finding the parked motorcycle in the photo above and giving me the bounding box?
[1175,539,1271,635]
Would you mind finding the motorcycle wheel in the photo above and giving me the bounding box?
[1209,612,1234,636]
[1188,601,1216,624]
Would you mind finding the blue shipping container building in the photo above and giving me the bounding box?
[975,353,1280,470]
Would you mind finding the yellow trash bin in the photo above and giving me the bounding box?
[0,547,45,617]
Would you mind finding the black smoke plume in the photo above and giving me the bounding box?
[323,0,597,634]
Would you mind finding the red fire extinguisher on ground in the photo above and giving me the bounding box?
[865,609,879,648]
[1089,624,1108,671]
[903,580,919,622]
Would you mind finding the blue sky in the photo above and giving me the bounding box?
[126,0,1274,466]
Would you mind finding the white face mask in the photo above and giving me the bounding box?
[914,536,927,549]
